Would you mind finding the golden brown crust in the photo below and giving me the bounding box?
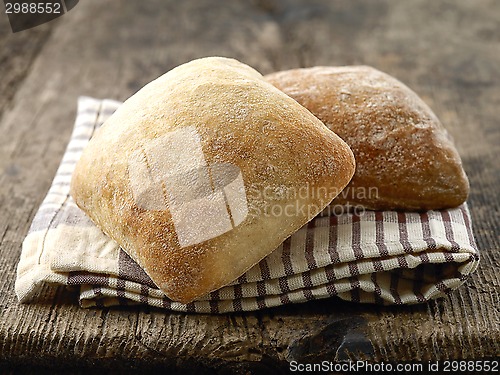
[265,66,469,211]
[71,57,355,303]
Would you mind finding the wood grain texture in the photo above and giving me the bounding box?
[0,0,498,372]
[0,16,55,122]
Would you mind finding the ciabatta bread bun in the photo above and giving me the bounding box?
[266,66,469,210]
[71,57,355,303]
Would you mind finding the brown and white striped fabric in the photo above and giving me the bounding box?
[15,97,480,313]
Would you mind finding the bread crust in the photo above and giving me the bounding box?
[71,57,355,303]
[265,66,469,210]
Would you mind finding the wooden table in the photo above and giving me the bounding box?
[1,0,498,372]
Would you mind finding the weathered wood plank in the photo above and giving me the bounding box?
[0,0,498,372]
[0,15,55,121]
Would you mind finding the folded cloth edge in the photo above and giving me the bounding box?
[14,96,480,313]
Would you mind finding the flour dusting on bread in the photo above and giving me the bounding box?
[266,66,469,210]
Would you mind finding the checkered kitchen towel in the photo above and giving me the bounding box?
[15,97,480,313]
